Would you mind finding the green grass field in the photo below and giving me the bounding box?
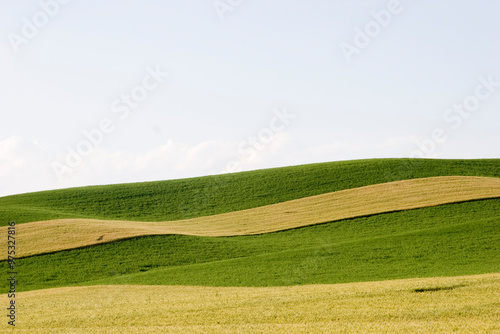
[4,198,499,293]
[1,158,499,333]
[5,175,499,260]
[1,158,500,225]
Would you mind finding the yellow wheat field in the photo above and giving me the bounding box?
[3,176,500,259]
[1,274,499,333]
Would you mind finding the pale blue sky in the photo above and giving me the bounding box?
[1,0,499,196]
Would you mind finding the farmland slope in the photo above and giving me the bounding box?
[5,198,499,292]
[3,176,500,259]
[1,158,499,225]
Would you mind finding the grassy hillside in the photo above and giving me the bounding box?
[4,176,500,259]
[3,274,498,334]
[1,158,498,333]
[5,198,499,293]
[1,158,500,225]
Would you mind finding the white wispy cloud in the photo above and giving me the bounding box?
[0,134,292,197]
[0,136,53,197]
[1,131,498,197]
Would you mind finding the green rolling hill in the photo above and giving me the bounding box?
[1,158,500,225]
[6,198,499,293]
[0,158,499,294]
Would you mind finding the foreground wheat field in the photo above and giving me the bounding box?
[4,175,500,259]
[2,274,498,334]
